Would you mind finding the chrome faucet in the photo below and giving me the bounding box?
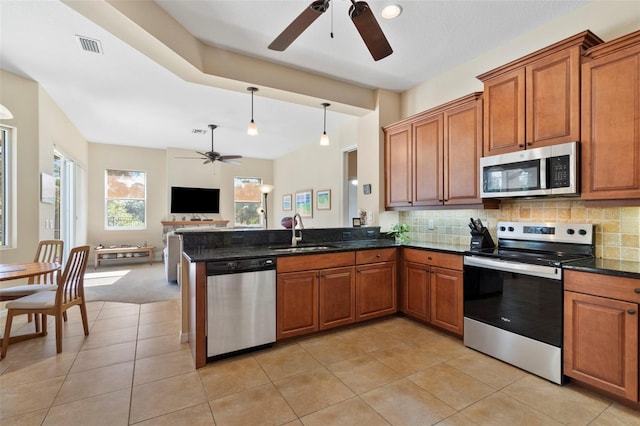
[291,213,304,246]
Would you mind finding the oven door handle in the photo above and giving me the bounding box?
[464,256,561,280]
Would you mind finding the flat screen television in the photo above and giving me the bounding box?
[170,186,220,214]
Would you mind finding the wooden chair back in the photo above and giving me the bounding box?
[29,239,64,285]
[56,245,90,310]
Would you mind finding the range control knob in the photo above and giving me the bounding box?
[578,229,587,236]
[508,226,515,232]
[499,226,506,232]
[566,229,575,235]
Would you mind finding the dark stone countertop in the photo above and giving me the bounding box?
[563,258,640,280]
[182,239,469,263]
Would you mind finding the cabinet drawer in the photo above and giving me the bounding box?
[564,270,640,303]
[402,248,463,270]
[277,251,355,273]
[356,248,397,265]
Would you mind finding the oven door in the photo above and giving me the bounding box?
[463,256,562,347]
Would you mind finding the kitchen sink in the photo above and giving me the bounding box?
[269,244,337,253]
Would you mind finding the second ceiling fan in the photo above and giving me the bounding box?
[179,124,242,165]
[268,0,393,61]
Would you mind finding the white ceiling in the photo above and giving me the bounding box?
[0,0,589,160]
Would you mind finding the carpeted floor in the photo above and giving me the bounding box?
[83,262,180,304]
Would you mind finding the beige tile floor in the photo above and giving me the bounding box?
[1,300,639,425]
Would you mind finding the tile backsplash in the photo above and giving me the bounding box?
[400,200,640,260]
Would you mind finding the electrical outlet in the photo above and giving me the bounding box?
[428,219,434,230]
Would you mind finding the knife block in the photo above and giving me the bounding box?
[470,228,495,250]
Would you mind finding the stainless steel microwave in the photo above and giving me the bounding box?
[480,141,578,198]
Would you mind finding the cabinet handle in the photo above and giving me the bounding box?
[634,288,640,294]
[518,144,525,148]
[376,253,381,257]
[427,257,432,261]
[628,309,636,315]
[527,142,533,146]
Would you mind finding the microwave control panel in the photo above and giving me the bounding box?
[548,155,570,188]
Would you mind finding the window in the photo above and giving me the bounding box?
[105,169,146,230]
[234,177,262,227]
[0,126,12,247]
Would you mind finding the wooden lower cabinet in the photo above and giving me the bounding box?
[277,270,319,340]
[430,267,464,335]
[401,249,464,336]
[564,270,640,402]
[319,266,356,330]
[355,261,397,321]
[403,262,430,321]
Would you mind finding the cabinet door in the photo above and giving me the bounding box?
[385,123,413,207]
[430,267,464,336]
[277,271,318,340]
[402,261,429,321]
[355,262,397,321]
[483,68,526,156]
[564,291,638,401]
[413,114,443,206]
[526,47,580,148]
[444,99,483,205]
[582,46,640,200]
[319,266,355,330]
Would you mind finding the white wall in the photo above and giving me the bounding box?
[401,1,640,117]
[0,70,88,265]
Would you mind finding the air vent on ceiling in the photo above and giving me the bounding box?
[75,35,103,54]
[192,129,207,134]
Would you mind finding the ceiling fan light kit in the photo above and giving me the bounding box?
[246,87,259,136]
[320,102,330,146]
[269,0,393,61]
[381,4,402,20]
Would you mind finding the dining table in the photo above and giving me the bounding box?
[0,262,61,282]
[0,261,61,346]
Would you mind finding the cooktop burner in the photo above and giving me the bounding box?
[466,221,595,267]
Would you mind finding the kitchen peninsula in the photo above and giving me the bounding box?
[177,226,468,368]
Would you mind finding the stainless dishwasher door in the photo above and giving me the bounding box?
[206,269,276,357]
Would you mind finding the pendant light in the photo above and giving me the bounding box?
[246,87,258,136]
[0,104,14,119]
[320,102,330,146]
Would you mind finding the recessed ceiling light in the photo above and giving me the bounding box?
[381,4,402,20]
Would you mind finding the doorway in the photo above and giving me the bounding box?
[343,149,358,227]
[54,150,77,260]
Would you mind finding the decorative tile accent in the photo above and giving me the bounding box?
[400,201,640,259]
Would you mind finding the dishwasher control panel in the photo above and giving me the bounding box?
[207,257,276,275]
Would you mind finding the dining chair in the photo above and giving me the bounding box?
[0,240,64,331]
[1,245,90,358]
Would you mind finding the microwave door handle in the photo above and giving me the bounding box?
[540,159,547,189]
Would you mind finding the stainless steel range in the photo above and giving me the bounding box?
[463,221,594,384]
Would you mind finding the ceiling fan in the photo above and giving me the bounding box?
[178,124,242,165]
[269,0,393,61]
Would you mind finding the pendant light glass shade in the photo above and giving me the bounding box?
[247,87,258,136]
[0,104,14,119]
[320,102,330,146]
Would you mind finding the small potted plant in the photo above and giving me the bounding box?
[388,223,410,244]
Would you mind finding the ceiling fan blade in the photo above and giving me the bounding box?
[349,1,393,61]
[269,0,329,51]
[219,155,243,160]
[219,159,241,165]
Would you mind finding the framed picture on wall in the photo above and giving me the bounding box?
[295,189,313,218]
[40,173,55,204]
[316,189,331,210]
[282,194,292,211]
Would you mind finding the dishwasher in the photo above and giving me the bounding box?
[206,257,276,358]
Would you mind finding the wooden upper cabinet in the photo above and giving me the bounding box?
[384,93,490,209]
[384,123,412,207]
[478,30,602,156]
[581,30,640,202]
[444,97,484,205]
[413,114,443,206]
